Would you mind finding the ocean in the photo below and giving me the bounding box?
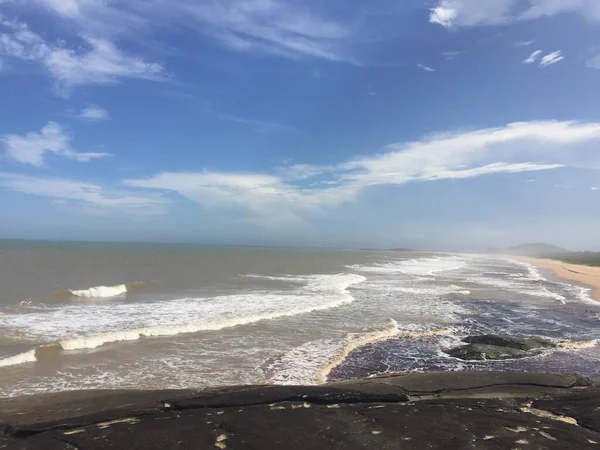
[1,240,600,397]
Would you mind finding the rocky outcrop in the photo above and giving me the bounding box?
[1,372,600,449]
[445,335,556,361]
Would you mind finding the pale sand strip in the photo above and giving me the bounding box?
[517,257,600,301]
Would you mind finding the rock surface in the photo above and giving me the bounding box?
[446,335,556,360]
[1,372,600,449]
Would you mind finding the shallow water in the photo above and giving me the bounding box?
[1,241,599,397]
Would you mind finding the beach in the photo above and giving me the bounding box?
[518,257,600,301]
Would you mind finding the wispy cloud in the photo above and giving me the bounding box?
[430,0,600,28]
[123,120,600,226]
[182,1,353,63]
[79,105,109,120]
[22,0,356,64]
[520,0,600,21]
[417,64,435,72]
[0,173,165,213]
[523,50,542,64]
[429,0,515,28]
[1,122,110,166]
[516,40,535,47]
[0,19,164,87]
[207,110,301,134]
[586,53,600,69]
[539,50,564,67]
[443,51,463,60]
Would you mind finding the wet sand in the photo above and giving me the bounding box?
[518,257,600,301]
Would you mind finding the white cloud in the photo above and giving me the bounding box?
[592,187,598,190]
[443,51,463,60]
[430,0,600,28]
[417,64,436,72]
[520,0,600,21]
[539,50,564,67]
[124,120,600,225]
[429,0,516,28]
[0,173,165,213]
[0,19,164,87]
[585,53,600,69]
[523,49,542,64]
[26,0,354,64]
[516,40,535,46]
[176,1,352,62]
[80,105,109,120]
[1,122,110,166]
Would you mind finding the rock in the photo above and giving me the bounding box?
[447,343,528,360]
[1,372,599,449]
[446,335,556,361]
[462,335,555,351]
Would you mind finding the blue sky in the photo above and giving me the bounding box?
[1,0,600,250]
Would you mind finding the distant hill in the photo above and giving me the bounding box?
[502,243,568,257]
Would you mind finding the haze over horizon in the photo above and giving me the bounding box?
[1,0,599,250]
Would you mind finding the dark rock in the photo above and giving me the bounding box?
[447,343,528,360]
[1,372,599,449]
[446,335,556,361]
[462,335,555,351]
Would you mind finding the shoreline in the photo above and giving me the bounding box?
[517,256,600,301]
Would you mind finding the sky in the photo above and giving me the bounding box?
[0,0,599,250]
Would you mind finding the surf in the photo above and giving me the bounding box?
[0,273,366,368]
[68,284,128,298]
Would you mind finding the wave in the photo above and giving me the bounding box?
[381,285,470,296]
[318,319,400,384]
[573,286,597,304]
[267,322,466,385]
[462,262,568,304]
[0,350,36,368]
[0,273,366,368]
[267,319,400,385]
[348,255,468,276]
[400,325,464,340]
[68,284,128,298]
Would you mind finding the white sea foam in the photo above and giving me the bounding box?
[380,285,470,296]
[267,322,466,386]
[268,319,400,385]
[0,350,36,368]
[574,286,597,304]
[349,256,468,276]
[462,261,568,303]
[0,273,366,368]
[557,340,598,350]
[69,284,127,298]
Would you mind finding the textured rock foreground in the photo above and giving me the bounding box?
[2,372,600,449]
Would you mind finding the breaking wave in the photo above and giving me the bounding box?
[267,319,400,385]
[348,255,468,276]
[0,273,366,368]
[69,284,128,298]
[267,322,466,385]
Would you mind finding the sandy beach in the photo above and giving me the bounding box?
[518,257,600,301]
